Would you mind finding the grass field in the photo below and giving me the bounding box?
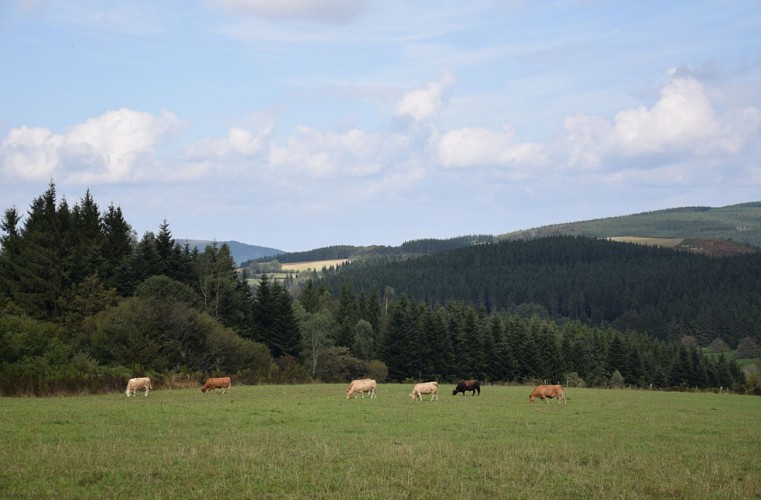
[281,259,350,272]
[607,236,685,247]
[1,385,759,499]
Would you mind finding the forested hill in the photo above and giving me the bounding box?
[244,235,494,266]
[318,236,761,348]
[499,202,761,248]
[180,239,283,266]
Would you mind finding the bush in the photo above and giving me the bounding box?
[366,360,389,382]
[736,337,760,359]
[315,347,368,382]
[563,371,586,388]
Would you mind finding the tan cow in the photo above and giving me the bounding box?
[409,381,439,401]
[529,384,566,404]
[201,376,232,394]
[125,377,152,397]
[346,378,377,399]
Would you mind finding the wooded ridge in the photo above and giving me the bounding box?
[0,183,757,395]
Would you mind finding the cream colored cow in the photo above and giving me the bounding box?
[125,377,152,397]
[409,381,439,401]
[346,379,377,399]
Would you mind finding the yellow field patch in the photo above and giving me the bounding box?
[607,236,684,247]
[281,259,349,272]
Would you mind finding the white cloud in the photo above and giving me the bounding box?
[563,76,761,171]
[397,71,456,121]
[436,126,546,172]
[610,77,718,155]
[0,126,63,180]
[0,109,179,184]
[187,125,273,159]
[268,126,408,179]
[213,0,368,24]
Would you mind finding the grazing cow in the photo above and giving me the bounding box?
[452,379,481,396]
[346,379,377,399]
[529,384,566,404]
[125,377,152,397]
[409,381,439,401]
[201,377,232,394]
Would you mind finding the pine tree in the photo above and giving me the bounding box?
[381,295,418,381]
[11,183,68,319]
[271,281,301,358]
[68,190,104,285]
[335,283,357,349]
[100,203,134,293]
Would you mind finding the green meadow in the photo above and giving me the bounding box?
[1,385,759,499]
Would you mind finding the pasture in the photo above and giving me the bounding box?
[281,259,350,272]
[1,385,759,499]
[607,236,684,247]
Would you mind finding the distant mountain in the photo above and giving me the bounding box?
[180,240,284,266]
[243,235,495,266]
[498,202,761,250]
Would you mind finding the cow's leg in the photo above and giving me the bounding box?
[144,387,149,397]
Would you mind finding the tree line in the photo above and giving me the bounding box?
[0,183,300,395]
[318,236,761,348]
[0,184,754,395]
[299,282,745,391]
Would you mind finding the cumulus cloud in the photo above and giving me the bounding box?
[610,77,718,154]
[397,71,456,121]
[0,126,63,180]
[213,0,368,24]
[0,109,179,183]
[563,75,761,170]
[268,126,408,179]
[436,126,546,172]
[186,125,273,159]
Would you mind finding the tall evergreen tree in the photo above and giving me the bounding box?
[68,190,104,285]
[270,281,302,358]
[251,274,275,344]
[0,206,23,304]
[335,283,358,349]
[381,295,418,381]
[11,183,68,319]
[100,203,135,293]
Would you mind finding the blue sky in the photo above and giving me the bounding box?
[2,1,760,252]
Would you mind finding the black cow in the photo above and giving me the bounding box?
[452,379,481,396]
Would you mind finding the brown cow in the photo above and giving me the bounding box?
[409,381,439,401]
[529,384,566,404]
[125,377,152,397]
[452,380,481,396]
[201,376,232,394]
[346,379,377,399]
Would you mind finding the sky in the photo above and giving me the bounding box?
[1,1,760,252]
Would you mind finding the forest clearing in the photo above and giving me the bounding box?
[1,384,758,498]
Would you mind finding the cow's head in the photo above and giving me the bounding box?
[452,388,459,395]
[528,394,536,402]
[201,387,207,393]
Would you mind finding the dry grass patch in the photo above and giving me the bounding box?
[281,259,349,272]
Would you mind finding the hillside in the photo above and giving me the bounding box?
[499,202,761,250]
[319,236,761,347]
[180,239,284,266]
[240,203,759,266]
[242,235,495,266]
